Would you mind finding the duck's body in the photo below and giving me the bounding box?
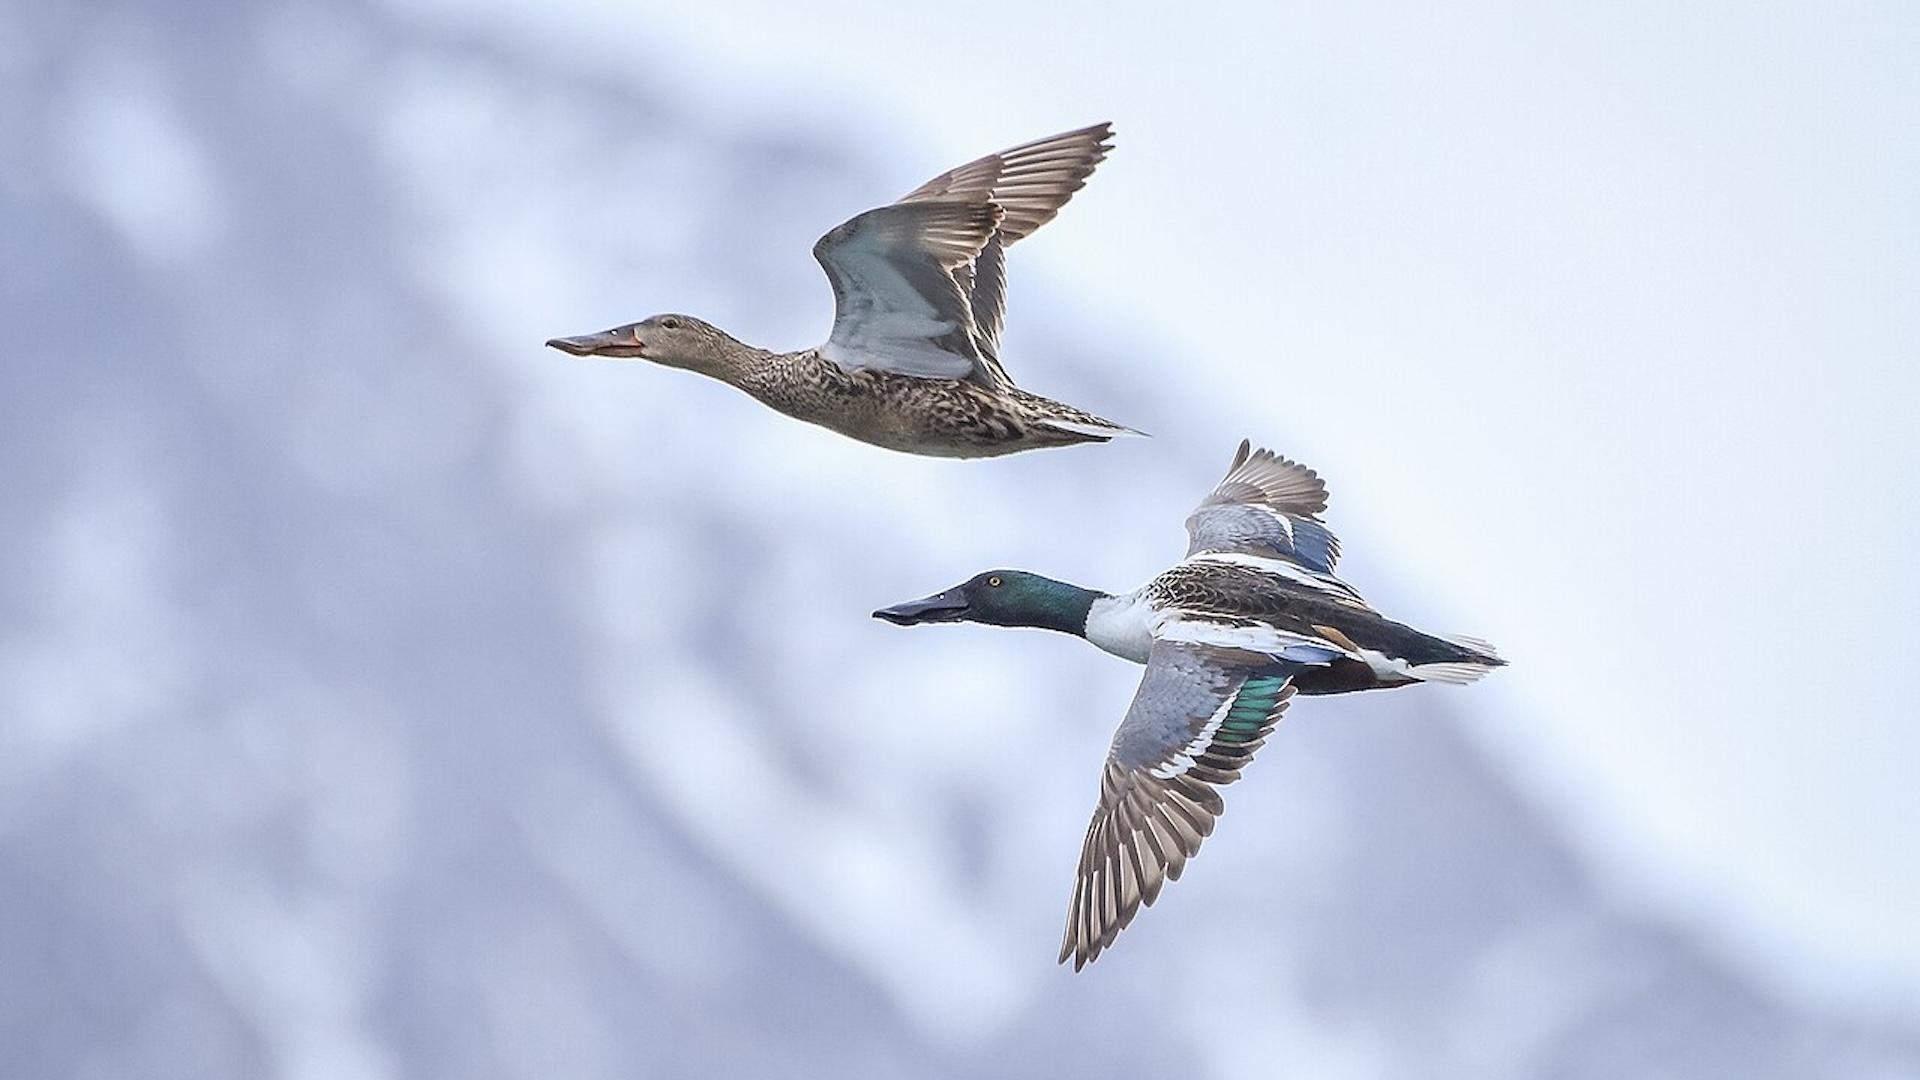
[1085,556,1499,691]
[687,335,1130,457]
[875,440,1504,968]
[547,124,1138,458]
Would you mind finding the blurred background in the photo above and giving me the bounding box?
[4,0,1917,1076]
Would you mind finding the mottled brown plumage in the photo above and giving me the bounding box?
[545,124,1140,458]
[736,342,1131,458]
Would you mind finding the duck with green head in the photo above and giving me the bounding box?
[875,440,1506,969]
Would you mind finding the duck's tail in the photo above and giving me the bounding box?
[1013,388,1145,443]
[1036,413,1147,441]
[1407,632,1506,685]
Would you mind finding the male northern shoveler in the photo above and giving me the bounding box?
[874,440,1504,968]
[547,124,1139,457]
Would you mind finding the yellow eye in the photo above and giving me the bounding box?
[988,576,1002,587]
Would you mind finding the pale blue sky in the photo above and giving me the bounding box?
[393,0,1920,1011]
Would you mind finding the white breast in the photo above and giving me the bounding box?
[1084,591,1156,664]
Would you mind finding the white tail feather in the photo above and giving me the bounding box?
[1037,416,1145,439]
[1436,632,1502,661]
[1408,661,1499,685]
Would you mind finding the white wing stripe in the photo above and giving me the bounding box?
[1156,620,1348,663]
[1148,693,1237,781]
[1186,551,1366,602]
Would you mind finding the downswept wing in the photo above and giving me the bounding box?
[897,123,1114,384]
[814,199,1002,380]
[1184,439,1343,575]
[1061,641,1299,970]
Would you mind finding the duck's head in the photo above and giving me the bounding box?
[873,570,1100,635]
[546,314,738,373]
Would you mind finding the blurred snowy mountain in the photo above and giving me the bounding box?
[2,2,1916,1078]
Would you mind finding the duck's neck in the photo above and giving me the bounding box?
[686,338,778,386]
[984,578,1157,660]
[718,343,783,386]
[1005,581,1104,639]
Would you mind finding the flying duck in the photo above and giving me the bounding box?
[873,440,1505,968]
[547,123,1139,457]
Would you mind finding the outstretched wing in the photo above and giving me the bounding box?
[1060,641,1299,970]
[1183,439,1343,574]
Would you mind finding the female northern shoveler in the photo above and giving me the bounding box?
[874,440,1504,968]
[547,124,1139,457]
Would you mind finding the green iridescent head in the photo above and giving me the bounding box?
[873,570,1100,636]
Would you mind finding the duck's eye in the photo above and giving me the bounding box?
[987,576,1002,587]
[660,317,681,330]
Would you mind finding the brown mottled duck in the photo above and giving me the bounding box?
[546,123,1140,458]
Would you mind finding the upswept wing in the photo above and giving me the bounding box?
[1184,439,1343,574]
[897,122,1114,244]
[1061,641,1299,970]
